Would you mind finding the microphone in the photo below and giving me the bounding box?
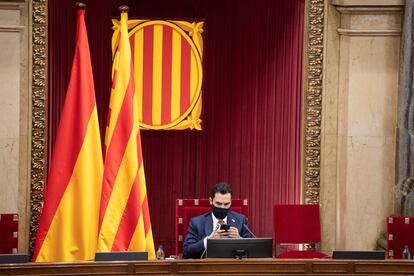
[242,219,256,238]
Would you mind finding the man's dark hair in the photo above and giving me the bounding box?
[210,182,232,199]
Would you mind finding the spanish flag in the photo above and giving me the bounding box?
[33,7,103,262]
[97,9,155,258]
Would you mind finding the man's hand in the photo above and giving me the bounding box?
[226,226,240,238]
[209,227,240,238]
[209,229,227,238]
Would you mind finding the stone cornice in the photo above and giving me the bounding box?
[0,2,25,10]
[336,28,401,36]
[332,0,404,6]
[0,25,24,32]
[335,6,403,14]
[333,0,403,36]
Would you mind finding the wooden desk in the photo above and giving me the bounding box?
[1,259,413,275]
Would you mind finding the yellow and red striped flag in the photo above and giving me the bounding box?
[97,9,155,258]
[33,7,103,262]
[128,21,203,130]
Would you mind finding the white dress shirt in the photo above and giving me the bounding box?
[203,214,227,249]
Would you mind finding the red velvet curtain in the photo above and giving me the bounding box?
[48,0,304,256]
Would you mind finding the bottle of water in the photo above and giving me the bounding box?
[402,245,411,260]
[156,245,165,260]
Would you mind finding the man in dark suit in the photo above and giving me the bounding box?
[183,182,252,259]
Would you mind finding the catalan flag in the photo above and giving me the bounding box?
[131,22,202,128]
[97,9,155,258]
[116,20,204,130]
[33,7,103,262]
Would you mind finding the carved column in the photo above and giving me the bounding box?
[322,0,403,251]
[396,0,414,217]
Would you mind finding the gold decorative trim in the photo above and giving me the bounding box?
[30,0,47,254]
[303,0,325,204]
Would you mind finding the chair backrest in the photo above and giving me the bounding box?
[273,204,321,244]
[175,198,248,257]
[387,216,414,259]
[0,213,18,254]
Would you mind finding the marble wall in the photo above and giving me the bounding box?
[321,0,403,251]
[0,0,30,252]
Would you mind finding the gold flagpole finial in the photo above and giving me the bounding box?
[76,2,86,9]
[119,5,130,13]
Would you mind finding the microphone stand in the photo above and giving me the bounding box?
[243,223,256,238]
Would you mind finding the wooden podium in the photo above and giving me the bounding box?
[1,259,413,275]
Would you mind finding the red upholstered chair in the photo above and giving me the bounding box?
[387,216,414,259]
[175,198,248,257]
[0,213,18,254]
[273,204,329,259]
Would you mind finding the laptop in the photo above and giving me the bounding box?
[332,250,385,260]
[0,254,30,264]
[95,251,148,261]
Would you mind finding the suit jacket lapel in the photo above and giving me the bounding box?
[204,213,213,236]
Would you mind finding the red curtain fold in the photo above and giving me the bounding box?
[48,0,304,256]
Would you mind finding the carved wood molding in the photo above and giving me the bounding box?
[303,0,325,204]
[30,0,47,254]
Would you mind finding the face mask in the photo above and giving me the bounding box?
[211,205,229,220]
